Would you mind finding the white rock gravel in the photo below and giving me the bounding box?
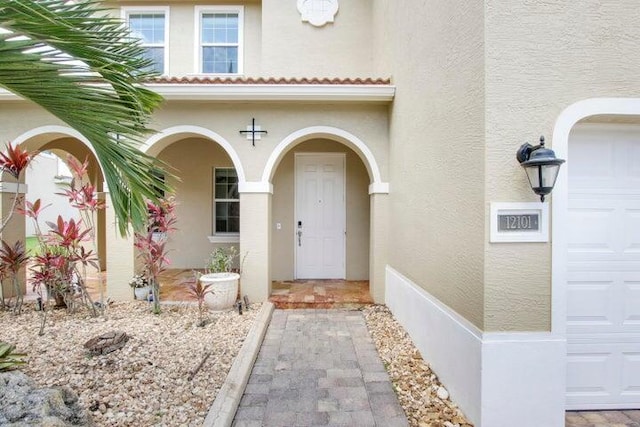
[363,305,473,427]
[0,301,261,426]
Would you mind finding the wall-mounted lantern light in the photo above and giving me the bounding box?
[516,136,565,202]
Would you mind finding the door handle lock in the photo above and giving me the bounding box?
[297,229,302,246]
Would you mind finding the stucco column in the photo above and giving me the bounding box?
[0,182,27,298]
[239,191,271,303]
[369,192,389,304]
[104,191,135,301]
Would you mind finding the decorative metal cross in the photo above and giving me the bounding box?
[239,118,268,146]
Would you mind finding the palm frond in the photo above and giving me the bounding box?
[0,0,171,234]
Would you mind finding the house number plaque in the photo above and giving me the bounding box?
[490,202,548,243]
[497,213,539,232]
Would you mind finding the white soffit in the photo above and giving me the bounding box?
[147,84,395,102]
[0,84,396,103]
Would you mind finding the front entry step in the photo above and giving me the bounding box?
[269,280,372,309]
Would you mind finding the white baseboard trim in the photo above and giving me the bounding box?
[385,266,566,427]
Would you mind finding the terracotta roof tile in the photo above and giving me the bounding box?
[148,76,391,85]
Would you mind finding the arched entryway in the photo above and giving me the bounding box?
[4,126,107,299]
[552,99,640,411]
[264,126,389,305]
[142,126,245,274]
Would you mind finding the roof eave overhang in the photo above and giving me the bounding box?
[0,84,396,102]
[148,83,395,102]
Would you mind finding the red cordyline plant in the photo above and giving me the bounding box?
[0,240,29,314]
[134,197,177,314]
[57,155,106,309]
[0,143,31,235]
[33,216,99,314]
[187,277,213,327]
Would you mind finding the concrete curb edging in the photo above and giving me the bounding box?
[203,302,275,427]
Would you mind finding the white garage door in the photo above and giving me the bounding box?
[566,124,640,410]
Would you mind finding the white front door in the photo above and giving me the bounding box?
[566,124,640,409]
[295,153,345,279]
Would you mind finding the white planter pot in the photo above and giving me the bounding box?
[134,285,152,300]
[151,232,167,242]
[201,272,240,311]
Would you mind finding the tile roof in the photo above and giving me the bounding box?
[149,76,391,85]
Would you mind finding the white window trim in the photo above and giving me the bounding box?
[212,167,240,239]
[207,234,239,244]
[194,5,244,76]
[121,6,170,76]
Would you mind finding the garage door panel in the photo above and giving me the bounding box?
[567,343,640,409]
[569,201,640,262]
[566,352,611,394]
[569,136,615,182]
[624,281,640,328]
[567,277,615,331]
[568,206,616,254]
[568,273,640,335]
[622,352,640,397]
[628,143,640,178]
[625,210,640,253]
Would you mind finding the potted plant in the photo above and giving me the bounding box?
[129,273,151,300]
[200,246,240,311]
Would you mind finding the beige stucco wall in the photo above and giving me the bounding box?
[156,137,234,268]
[261,0,373,78]
[111,0,373,78]
[374,0,486,328]
[150,102,390,182]
[271,139,370,281]
[483,1,640,331]
[375,0,640,331]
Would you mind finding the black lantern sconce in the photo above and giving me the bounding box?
[516,136,565,202]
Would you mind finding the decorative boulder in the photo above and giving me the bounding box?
[0,370,92,426]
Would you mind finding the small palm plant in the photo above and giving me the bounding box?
[0,341,26,371]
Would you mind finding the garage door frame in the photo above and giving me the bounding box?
[552,98,640,410]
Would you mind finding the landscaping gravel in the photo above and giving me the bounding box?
[3,301,472,427]
[0,301,261,426]
[363,305,473,427]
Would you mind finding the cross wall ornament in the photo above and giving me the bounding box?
[240,118,268,146]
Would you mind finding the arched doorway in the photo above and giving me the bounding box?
[264,126,389,304]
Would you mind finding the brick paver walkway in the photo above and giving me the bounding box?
[233,309,408,427]
[566,410,640,427]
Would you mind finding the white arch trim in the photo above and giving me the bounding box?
[261,126,389,195]
[551,97,640,335]
[11,125,106,179]
[141,125,246,185]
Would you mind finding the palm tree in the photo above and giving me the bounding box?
[0,0,168,234]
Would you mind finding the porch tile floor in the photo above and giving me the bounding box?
[269,280,373,309]
[24,268,200,303]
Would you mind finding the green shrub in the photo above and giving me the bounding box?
[0,341,26,371]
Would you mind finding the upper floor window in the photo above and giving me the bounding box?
[195,6,244,75]
[123,7,169,75]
